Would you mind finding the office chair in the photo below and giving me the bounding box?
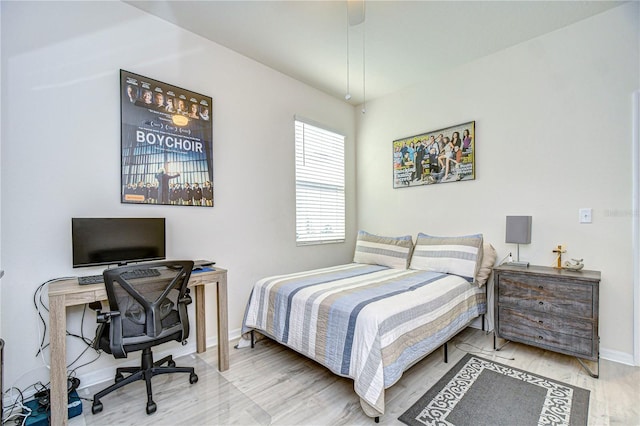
[91,260,198,415]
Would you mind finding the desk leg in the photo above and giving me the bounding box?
[217,275,229,371]
[49,295,68,426]
[195,285,206,354]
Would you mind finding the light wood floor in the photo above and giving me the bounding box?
[72,328,640,425]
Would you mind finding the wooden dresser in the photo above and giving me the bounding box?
[493,264,601,377]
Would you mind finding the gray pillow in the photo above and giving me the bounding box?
[410,233,484,282]
[353,230,414,269]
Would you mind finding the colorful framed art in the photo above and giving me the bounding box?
[393,121,475,188]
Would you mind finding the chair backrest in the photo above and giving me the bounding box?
[102,260,194,357]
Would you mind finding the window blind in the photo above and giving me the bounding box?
[295,119,345,245]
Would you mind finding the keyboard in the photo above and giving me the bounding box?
[78,268,161,285]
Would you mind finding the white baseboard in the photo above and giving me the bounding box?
[468,317,493,332]
[600,347,636,366]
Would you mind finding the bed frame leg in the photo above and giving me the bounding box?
[374,416,379,423]
[481,314,486,331]
[251,330,255,348]
[444,342,448,363]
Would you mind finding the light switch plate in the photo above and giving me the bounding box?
[579,208,592,223]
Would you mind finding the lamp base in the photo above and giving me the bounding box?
[506,261,529,268]
[505,261,529,267]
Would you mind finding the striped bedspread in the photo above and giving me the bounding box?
[242,263,486,416]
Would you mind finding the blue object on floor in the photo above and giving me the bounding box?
[24,390,82,426]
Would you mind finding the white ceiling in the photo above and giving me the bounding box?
[127,0,624,105]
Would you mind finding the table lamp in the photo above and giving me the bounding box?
[506,215,532,267]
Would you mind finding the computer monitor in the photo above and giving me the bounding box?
[72,218,166,268]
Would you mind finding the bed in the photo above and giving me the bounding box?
[240,231,495,419]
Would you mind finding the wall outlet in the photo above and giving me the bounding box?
[579,208,592,223]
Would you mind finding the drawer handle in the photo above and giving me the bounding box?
[538,301,544,305]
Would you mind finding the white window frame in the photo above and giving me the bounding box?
[294,117,346,246]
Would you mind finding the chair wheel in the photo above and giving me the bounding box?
[146,401,157,415]
[168,360,176,367]
[92,401,103,414]
[115,372,124,382]
[190,373,198,384]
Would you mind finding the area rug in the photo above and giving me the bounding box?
[399,353,590,426]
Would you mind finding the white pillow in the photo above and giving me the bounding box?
[475,243,497,287]
[353,230,414,269]
[410,233,484,282]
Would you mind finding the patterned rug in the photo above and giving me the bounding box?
[399,353,590,426]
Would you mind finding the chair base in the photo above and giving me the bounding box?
[92,347,198,415]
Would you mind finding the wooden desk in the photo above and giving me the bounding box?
[48,267,228,426]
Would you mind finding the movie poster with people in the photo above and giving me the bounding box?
[120,70,214,207]
[393,121,475,188]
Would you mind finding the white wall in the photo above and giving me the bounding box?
[0,0,3,340]
[356,3,639,364]
[0,1,356,390]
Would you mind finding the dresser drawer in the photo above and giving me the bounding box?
[497,274,593,318]
[497,314,594,358]
[498,307,593,339]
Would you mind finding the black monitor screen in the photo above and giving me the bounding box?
[72,218,166,268]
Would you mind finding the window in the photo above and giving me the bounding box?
[295,118,345,245]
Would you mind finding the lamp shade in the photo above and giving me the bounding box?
[505,216,532,244]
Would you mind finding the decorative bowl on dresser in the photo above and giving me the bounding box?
[493,264,601,378]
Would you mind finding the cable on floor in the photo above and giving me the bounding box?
[454,341,515,361]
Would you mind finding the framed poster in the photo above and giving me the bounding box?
[120,70,214,207]
[393,121,475,188]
